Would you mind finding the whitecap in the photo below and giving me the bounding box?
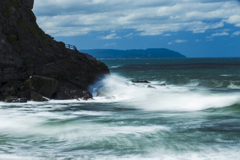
[228,82,240,89]
[89,74,240,111]
[220,74,233,77]
[110,65,122,69]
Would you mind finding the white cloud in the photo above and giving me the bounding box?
[163,34,171,36]
[168,39,188,44]
[123,33,133,37]
[33,0,240,37]
[232,31,240,36]
[212,32,229,36]
[206,32,229,38]
[175,39,188,43]
[101,33,121,39]
[225,15,240,27]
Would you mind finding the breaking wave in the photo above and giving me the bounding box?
[89,74,240,111]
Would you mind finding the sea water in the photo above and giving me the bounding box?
[1,58,240,160]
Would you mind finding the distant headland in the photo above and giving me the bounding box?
[79,48,186,59]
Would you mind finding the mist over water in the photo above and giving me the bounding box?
[1,58,240,159]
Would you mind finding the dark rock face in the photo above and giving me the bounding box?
[0,0,110,101]
[18,89,31,98]
[82,95,93,100]
[31,91,48,102]
[4,96,27,103]
[28,75,58,98]
[16,75,94,101]
[132,80,150,83]
[53,86,93,100]
[21,0,34,9]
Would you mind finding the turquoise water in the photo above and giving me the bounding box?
[1,58,240,159]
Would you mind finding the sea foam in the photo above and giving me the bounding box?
[89,74,240,111]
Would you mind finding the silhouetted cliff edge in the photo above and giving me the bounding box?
[0,0,109,102]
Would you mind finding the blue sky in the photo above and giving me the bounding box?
[33,0,240,57]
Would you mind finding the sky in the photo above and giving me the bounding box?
[33,0,240,57]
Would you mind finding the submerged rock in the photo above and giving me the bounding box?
[147,85,156,89]
[132,80,150,83]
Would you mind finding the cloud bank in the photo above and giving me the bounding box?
[33,0,240,37]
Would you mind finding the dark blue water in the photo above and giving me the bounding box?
[0,58,240,160]
[103,58,240,88]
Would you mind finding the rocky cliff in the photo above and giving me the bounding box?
[0,0,110,101]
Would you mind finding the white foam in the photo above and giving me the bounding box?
[186,79,200,86]
[220,74,233,77]
[0,155,42,160]
[88,149,240,160]
[110,65,122,69]
[102,125,170,135]
[73,110,111,116]
[228,82,240,89]
[89,74,240,111]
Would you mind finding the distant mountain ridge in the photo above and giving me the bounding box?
[79,48,186,59]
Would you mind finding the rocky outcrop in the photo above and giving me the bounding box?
[52,83,93,100]
[0,0,109,101]
[4,96,27,103]
[132,80,150,83]
[21,0,34,9]
[28,75,58,98]
[16,75,93,101]
[30,91,48,102]
[0,0,109,100]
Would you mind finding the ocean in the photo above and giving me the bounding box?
[1,58,240,160]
